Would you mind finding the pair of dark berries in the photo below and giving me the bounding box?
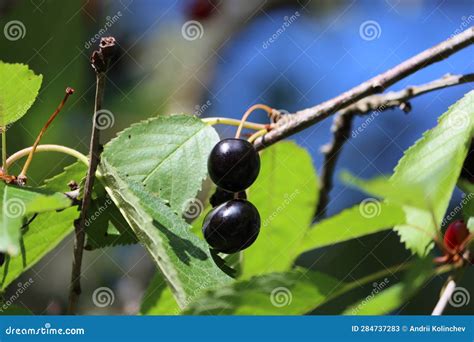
[203,138,261,254]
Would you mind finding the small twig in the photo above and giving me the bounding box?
[316,112,354,219]
[67,37,116,314]
[17,87,75,185]
[315,73,474,218]
[432,279,456,315]
[254,27,474,150]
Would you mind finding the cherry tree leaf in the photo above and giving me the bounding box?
[244,141,318,277]
[392,91,474,256]
[296,202,406,255]
[0,183,72,255]
[101,115,219,214]
[1,207,78,290]
[0,62,42,126]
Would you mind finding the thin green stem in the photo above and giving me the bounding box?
[6,144,89,169]
[203,117,267,131]
[2,129,7,174]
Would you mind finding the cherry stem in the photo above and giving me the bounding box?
[247,128,268,143]
[203,117,268,131]
[235,104,273,139]
[6,144,89,169]
[18,87,75,181]
[1,128,7,174]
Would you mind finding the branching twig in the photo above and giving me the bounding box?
[315,73,474,218]
[67,37,116,314]
[253,27,474,150]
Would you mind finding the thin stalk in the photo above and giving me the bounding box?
[1,128,7,174]
[18,88,74,181]
[6,144,89,169]
[203,117,267,131]
[235,104,272,139]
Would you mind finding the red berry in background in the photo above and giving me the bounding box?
[444,220,469,251]
[186,0,217,20]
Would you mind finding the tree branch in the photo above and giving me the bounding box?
[315,72,474,218]
[254,27,474,150]
[67,37,116,314]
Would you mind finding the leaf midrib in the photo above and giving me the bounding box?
[141,124,208,184]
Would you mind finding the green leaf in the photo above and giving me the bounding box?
[458,180,474,222]
[99,159,232,308]
[0,62,42,126]
[392,91,474,256]
[183,268,342,315]
[42,162,137,249]
[244,141,318,277]
[101,115,219,214]
[42,161,87,193]
[343,258,434,315]
[341,172,427,209]
[140,272,180,315]
[296,202,406,255]
[84,194,138,250]
[0,183,72,255]
[1,207,78,290]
